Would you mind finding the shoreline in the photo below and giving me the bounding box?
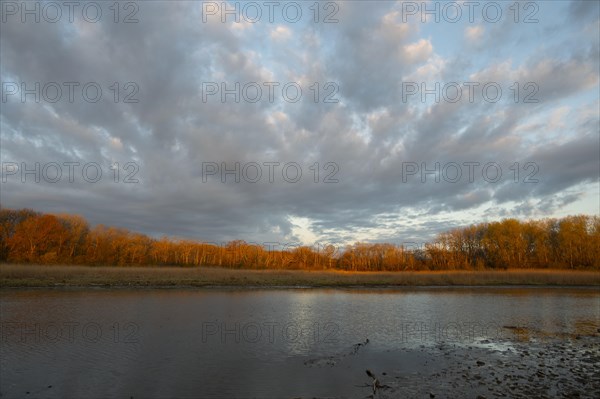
[3,285,600,292]
[2,264,599,288]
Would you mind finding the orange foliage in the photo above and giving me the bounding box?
[0,207,598,270]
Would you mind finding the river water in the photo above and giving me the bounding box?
[1,287,599,398]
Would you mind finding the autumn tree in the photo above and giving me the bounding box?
[8,214,69,263]
[0,208,39,261]
[0,207,598,271]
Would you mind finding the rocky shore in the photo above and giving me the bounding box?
[303,327,600,398]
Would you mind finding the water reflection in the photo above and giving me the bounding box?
[1,287,598,398]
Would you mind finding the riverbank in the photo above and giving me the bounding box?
[1,264,599,288]
[304,335,600,398]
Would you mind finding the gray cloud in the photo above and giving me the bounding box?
[1,1,598,245]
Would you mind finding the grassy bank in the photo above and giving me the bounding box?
[1,264,599,288]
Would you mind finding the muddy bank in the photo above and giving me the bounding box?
[302,329,600,398]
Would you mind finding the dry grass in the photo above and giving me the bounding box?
[1,264,599,288]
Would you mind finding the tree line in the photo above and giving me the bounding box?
[0,208,598,270]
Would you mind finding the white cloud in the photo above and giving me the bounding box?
[109,137,123,151]
[464,25,484,42]
[270,25,292,41]
[402,39,433,64]
[380,11,411,42]
[547,106,570,130]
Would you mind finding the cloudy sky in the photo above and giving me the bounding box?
[1,0,598,247]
